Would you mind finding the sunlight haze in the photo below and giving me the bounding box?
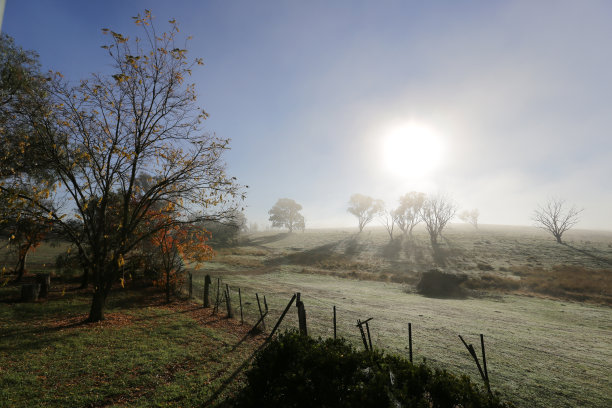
[3,0,611,230]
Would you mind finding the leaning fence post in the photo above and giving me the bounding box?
[203,274,211,308]
[481,334,491,394]
[239,288,244,324]
[225,284,234,318]
[356,319,369,351]
[408,322,413,363]
[266,294,297,341]
[459,334,491,395]
[333,305,337,340]
[365,320,372,350]
[256,293,266,330]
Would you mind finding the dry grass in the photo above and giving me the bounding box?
[465,265,612,305]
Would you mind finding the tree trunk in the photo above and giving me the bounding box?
[88,288,107,322]
[79,266,89,289]
[14,243,31,282]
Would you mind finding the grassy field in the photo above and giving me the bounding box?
[1,224,610,407]
[0,284,265,407]
[192,225,612,408]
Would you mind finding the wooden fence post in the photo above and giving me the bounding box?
[266,294,297,341]
[408,322,413,363]
[256,293,266,330]
[459,334,491,395]
[188,272,193,299]
[356,319,369,351]
[203,274,211,308]
[213,278,220,314]
[481,334,490,393]
[239,288,244,324]
[225,284,234,318]
[333,305,337,340]
[296,292,307,336]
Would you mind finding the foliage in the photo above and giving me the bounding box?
[533,198,582,244]
[347,193,383,232]
[416,269,467,298]
[0,12,242,321]
[268,198,305,232]
[235,331,512,408]
[0,33,52,180]
[147,213,213,302]
[395,191,425,237]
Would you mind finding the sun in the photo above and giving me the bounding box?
[381,122,445,179]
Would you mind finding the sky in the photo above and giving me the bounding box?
[3,1,611,230]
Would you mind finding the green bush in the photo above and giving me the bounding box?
[234,331,513,408]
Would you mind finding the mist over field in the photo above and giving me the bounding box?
[1,1,611,408]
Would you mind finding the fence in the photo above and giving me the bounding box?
[180,271,494,394]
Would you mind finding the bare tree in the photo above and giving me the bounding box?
[268,198,305,232]
[420,194,457,247]
[347,194,383,232]
[533,198,582,244]
[379,206,398,241]
[459,208,480,229]
[395,191,425,238]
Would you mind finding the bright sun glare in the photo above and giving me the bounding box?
[382,122,444,179]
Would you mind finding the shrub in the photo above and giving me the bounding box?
[234,331,512,408]
[416,269,467,298]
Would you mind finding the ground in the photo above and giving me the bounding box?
[1,224,611,407]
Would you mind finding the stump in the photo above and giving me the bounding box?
[21,284,41,302]
[36,273,51,298]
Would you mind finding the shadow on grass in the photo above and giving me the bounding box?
[562,243,612,267]
[380,238,401,260]
[246,233,290,246]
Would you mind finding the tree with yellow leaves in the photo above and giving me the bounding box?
[0,11,242,322]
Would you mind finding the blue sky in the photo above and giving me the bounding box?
[3,1,611,230]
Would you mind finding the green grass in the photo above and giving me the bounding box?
[0,285,264,407]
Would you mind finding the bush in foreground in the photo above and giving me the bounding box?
[234,331,512,408]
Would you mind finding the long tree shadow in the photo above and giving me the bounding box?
[562,243,612,267]
[245,233,290,246]
[380,238,402,260]
[264,241,344,267]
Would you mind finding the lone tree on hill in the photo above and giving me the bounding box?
[268,198,305,232]
[459,208,480,229]
[0,12,242,322]
[395,191,425,238]
[348,194,383,232]
[420,194,456,247]
[533,198,582,244]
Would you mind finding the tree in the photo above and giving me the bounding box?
[420,194,456,247]
[347,194,383,232]
[1,207,49,281]
[533,198,582,244]
[148,213,213,303]
[379,206,398,241]
[268,198,305,232]
[0,12,242,322]
[459,208,479,229]
[394,192,425,238]
[0,34,53,180]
